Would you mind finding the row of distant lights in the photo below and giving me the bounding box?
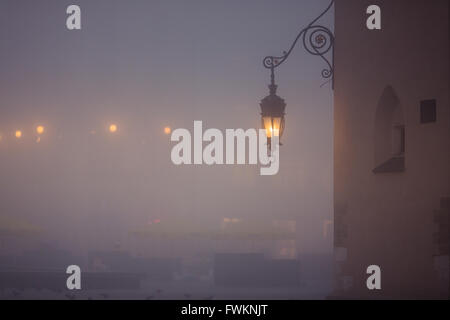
[3,125,46,141]
[0,124,173,142]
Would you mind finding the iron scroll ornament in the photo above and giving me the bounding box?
[263,0,335,88]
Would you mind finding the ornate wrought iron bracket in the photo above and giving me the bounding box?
[263,0,335,89]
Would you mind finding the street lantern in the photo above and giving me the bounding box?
[260,0,334,150]
[260,68,286,149]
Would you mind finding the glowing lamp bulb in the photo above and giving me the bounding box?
[36,125,45,135]
[109,124,118,133]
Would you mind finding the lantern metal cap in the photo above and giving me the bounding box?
[260,81,286,117]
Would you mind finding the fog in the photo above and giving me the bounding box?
[0,0,333,298]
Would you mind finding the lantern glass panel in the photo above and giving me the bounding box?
[263,116,273,138]
[272,117,282,137]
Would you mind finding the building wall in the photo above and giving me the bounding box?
[333,0,449,298]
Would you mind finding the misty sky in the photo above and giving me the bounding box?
[0,0,334,255]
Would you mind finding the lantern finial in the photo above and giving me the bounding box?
[269,66,277,95]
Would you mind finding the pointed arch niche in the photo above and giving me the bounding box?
[373,85,405,174]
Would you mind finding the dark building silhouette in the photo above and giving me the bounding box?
[333,0,449,298]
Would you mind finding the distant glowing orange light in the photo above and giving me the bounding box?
[15,130,22,139]
[36,125,45,135]
[109,124,118,133]
[164,127,171,135]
